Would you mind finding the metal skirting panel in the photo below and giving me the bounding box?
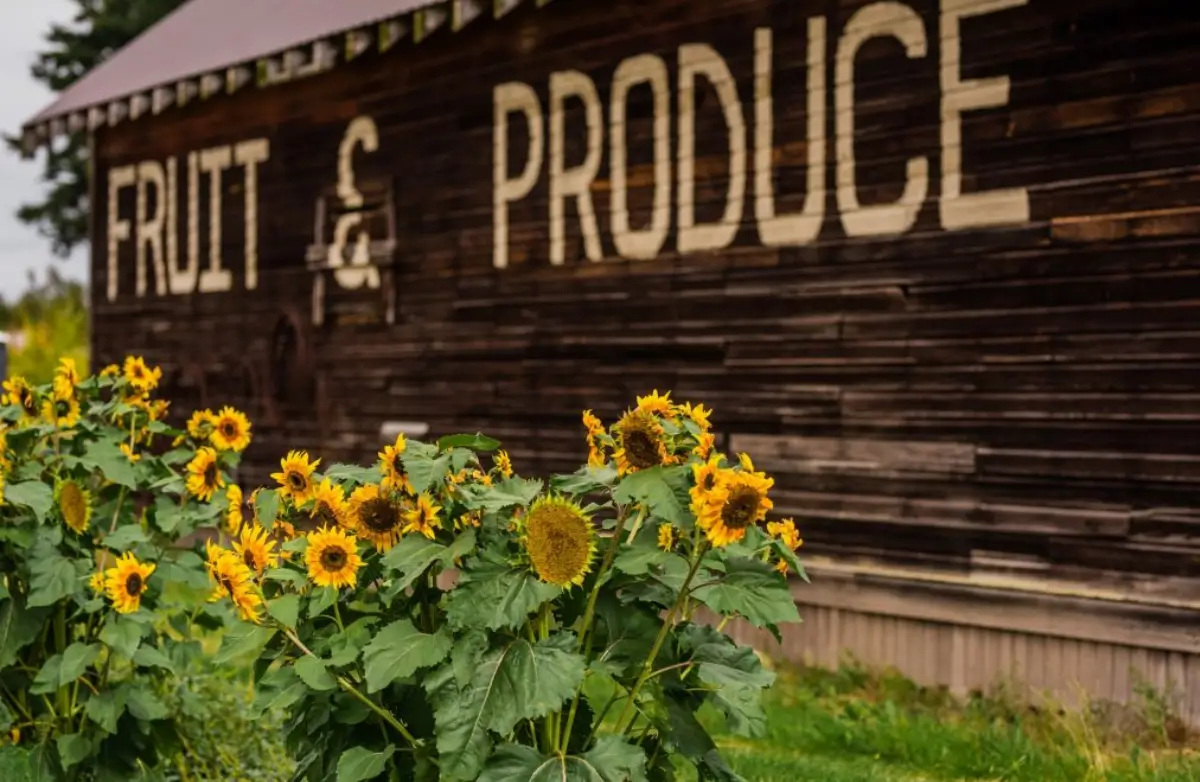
[722,600,1200,725]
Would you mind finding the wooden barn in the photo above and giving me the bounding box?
[19,0,1200,718]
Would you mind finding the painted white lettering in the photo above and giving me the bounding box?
[754,21,827,247]
[235,138,270,289]
[493,82,544,269]
[677,44,747,254]
[548,70,603,265]
[163,157,184,294]
[135,161,168,297]
[939,0,1030,229]
[106,166,136,302]
[329,117,380,290]
[610,54,671,261]
[176,152,201,294]
[198,146,233,293]
[836,2,929,237]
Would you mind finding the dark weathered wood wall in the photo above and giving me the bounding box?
[91,0,1200,603]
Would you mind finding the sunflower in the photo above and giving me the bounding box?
[403,493,442,540]
[120,442,141,463]
[123,356,162,393]
[521,496,597,588]
[582,410,608,468]
[186,409,216,442]
[379,434,412,495]
[53,357,81,397]
[104,552,155,614]
[271,450,319,505]
[99,364,120,378]
[613,409,669,475]
[210,406,252,453]
[186,447,225,502]
[693,432,715,460]
[346,483,405,551]
[305,526,363,589]
[457,510,482,530]
[310,478,349,529]
[766,518,802,550]
[657,523,675,551]
[636,389,673,416]
[696,469,774,549]
[206,544,263,623]
[225,484,244,535]
[774,558,790,575]
[55,479,92,535]
[495,450,513,479]
[234,524,279,575]
[690,456,722,517]
[2,377,38,420]
[88,570,106,594]
[676,401,712,431]
[41,386,80,428]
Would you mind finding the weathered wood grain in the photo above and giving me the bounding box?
[87,0,1200,610]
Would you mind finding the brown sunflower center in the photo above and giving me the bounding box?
[286,471,308,492]
[204,461,219,488]
[243,551,258,570]
[320,547,348,572]
[54,400,70,418]
[391,454,406,476]
[218,573,234,593]
[721,486,762,531]
[19,389,35,412]
[314,502,339,527]
[221,421,237,438]
[358,498,400,533]
[700,472,716,492]
[125,573,144,595]
[623,427,662,470]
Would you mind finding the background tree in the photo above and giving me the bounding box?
[3,267,89,382]
[7,0,187,258]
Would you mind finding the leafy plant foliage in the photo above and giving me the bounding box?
[205,392,806,780]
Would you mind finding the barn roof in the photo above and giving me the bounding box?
[17,0,547,157]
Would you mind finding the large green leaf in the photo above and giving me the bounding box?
[324,464,384,485]
[362,619,451,693]
[56,733,92,770]
[132,644,175,674]
[691,557,800,628]
[460,477,543,513]
[478,736,647,782]
[294,656,337,691]
[680,624,774,690]
[0,596,48,669]
[125,683,169,721]
[337,745,394,782]
[443,561,560,632]
[31,643,99,694]
[402,447,451,495]
[99,617,143,659]
[102,525,148,552]
[268,594,301,629]
[427,634,586,780]
[214,624,276,666]
[612,542,672,577]
[381,536,446,592]
[254,489,280,529]
[438,433,501,452]
[550,464,619,497]
[612,466,691,527]
[79,440,137,489]
[593,596,661,677]
[4,481,53,521]
[85,686,128,734]
[27,553,76,608]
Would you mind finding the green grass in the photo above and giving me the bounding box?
[710,659,1200,782]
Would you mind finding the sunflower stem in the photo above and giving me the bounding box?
[53,606,71,730]
[614,542,708,736]
[282,626,417,746]
[561,505,636,750]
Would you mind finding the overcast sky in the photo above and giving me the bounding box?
[0,0,87,300]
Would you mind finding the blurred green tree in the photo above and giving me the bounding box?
[4,267,89,383]
[7,0,187,257]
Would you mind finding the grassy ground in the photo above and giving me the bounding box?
[166,649,1200,781]
[713,659,1200,782]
